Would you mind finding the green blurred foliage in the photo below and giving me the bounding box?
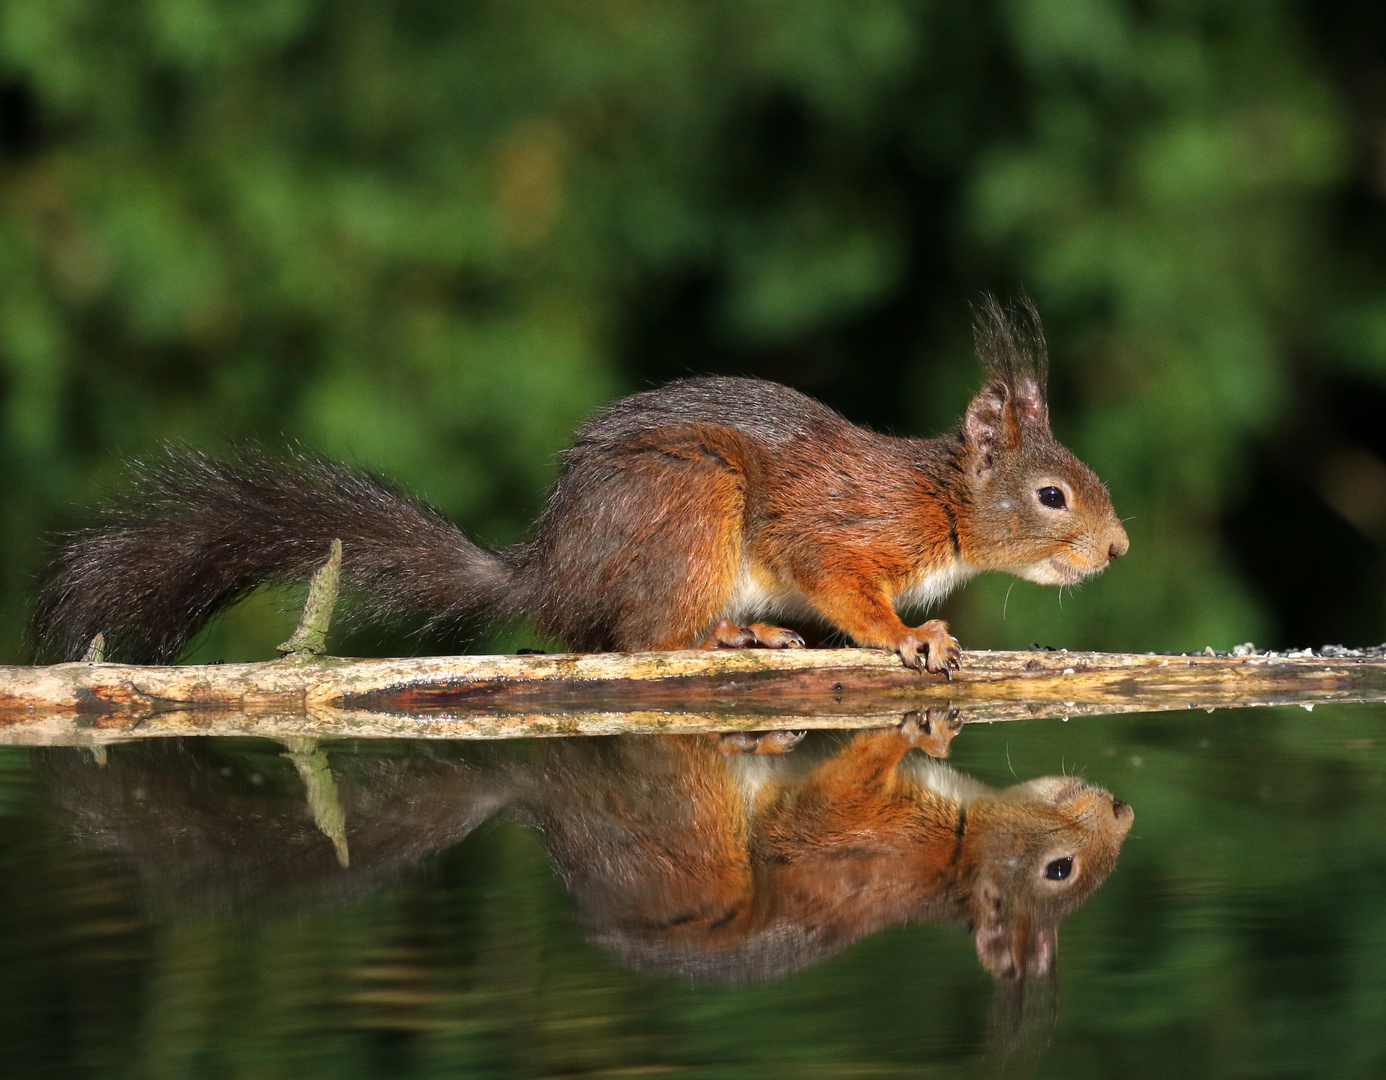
[0,0,1383,660]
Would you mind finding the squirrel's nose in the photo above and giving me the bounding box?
[1107,529,1129,561]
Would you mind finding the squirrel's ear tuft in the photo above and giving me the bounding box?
[971,292,1049,429]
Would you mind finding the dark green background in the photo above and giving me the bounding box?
[3,0,1385,659]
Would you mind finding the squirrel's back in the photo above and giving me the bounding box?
[573,376,849,447]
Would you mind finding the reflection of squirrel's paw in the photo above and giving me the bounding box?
[714,730,808,755]
[699,620,806,650]
[898,707,962,758]
[894,619,961,677]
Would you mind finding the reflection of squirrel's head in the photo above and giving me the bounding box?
[955,774,1134,981]
[581,737,1135,986]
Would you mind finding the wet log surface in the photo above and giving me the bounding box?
[0,646,1384,744]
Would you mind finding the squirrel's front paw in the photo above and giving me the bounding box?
[895,620,962,677]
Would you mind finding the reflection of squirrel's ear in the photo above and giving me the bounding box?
[972,881,1058,980]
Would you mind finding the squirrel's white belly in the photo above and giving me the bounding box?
[892,561,979,612]
[904,756,994,803]
[722,560,821,623]
[721,557,978,624]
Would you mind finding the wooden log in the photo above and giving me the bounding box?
[0,646,1382,744]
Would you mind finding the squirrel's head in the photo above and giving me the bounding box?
[957,774,1134,981]
[957,294,1129,584]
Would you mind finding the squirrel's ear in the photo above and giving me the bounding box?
[972,882,1058,980]
[962,383,1017,479]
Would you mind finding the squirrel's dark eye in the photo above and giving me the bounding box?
[1043,856,1074,881]
[1037,486,1067,510]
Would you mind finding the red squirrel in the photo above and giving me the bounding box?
[31,295,1127,669]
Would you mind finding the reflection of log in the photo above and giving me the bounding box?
[0,646,1383,744]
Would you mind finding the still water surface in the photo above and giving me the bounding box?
[2,704,1384,1078]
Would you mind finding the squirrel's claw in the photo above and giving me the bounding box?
[894,638,925,672]
[746,623,806,649]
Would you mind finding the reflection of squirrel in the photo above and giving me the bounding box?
[32,295,1127,670]
[518,722,1134,982]
[44,720,1133,983]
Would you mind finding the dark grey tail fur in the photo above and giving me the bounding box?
[30,447,513,664]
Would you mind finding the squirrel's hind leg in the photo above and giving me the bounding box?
[517,428,760,651]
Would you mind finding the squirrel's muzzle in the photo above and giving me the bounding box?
[1107,527,1130,561]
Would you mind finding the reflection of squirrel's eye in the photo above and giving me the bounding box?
[1037,486,1067,510]
[1043,856,1074,881]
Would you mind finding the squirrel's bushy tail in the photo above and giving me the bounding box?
[31,447,513,664]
